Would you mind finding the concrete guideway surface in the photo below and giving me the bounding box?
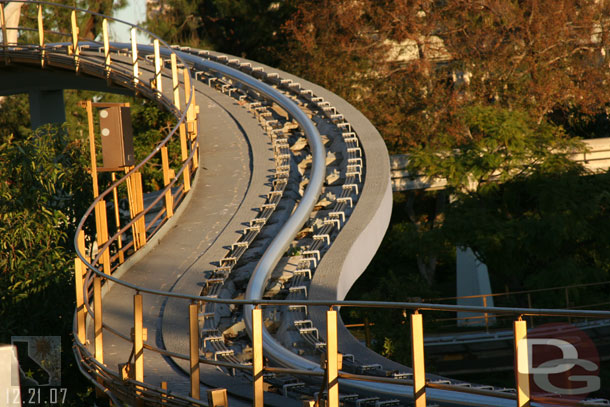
[91,58,273,403]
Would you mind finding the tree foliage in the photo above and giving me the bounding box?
[444,169,610,301]
[0,125,90,329]
[281,0,610,152]
[408,105,584,194]
[145,0,296,64]
[14,0,126,44]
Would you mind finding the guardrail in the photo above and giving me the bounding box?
[2,3,610,407]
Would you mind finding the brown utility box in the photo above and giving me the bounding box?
[99,106,135,168]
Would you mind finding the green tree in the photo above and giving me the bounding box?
[146,0,296,65]
[0,124,90,332]
[443,169,610,305]
[403,105,584,284]
[0,124,96,405]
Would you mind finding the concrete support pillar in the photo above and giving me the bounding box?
[28,89,66,129]
[456,247,496,327]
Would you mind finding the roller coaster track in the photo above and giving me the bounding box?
[2,2,610,406]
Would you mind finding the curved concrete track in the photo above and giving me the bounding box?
[4,4,610,406]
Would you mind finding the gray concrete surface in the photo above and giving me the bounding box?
[96,64,273,403]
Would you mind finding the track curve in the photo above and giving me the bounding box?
[2,3,610,407]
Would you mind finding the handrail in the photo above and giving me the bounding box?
[424,280,610,303]
[7,0,609,321]
[0,0,192,274]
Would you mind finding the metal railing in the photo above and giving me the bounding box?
[2,3,610,407]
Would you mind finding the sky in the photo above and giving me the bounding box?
[109,0,149,43]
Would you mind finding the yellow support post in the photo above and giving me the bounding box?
[0,3,7,65]
[181,68,193,186]
[126,170,146,250]
[161,146,174,218]
[184,67,199,170]
[85,100,99,198]
[102,19,111,82]
[70,10,79,71]
[37,5,44,68]
[153,39,162,94]
[94,200,111,275]
[111,173,124,263]
[93,275,104,398]
[183,66,191,108]
[179,125,190,193]
[74,257,86,345]
[134,172,146,247]
[133,294,144,385]
[171,53,180,110]
[326,309,339,407]
[161,381,167,404]
[189,302,200,400]
[411,312,426,407]
[94,275,104,364]
[77,229,88,262]
[124,167,137,249]
[514,319,531,407]
[252,307,264,407]
[131,27,139,85]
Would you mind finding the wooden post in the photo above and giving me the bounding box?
[161,381,167,404]
[326,309,339,407]
[77,229,88,262]
[74,257,86,344]
[94,275,104,364]
[37,5,44,68]
[94,200,111,274]
[514,319,531,407]
[133,294,144,385]
[184,68,199,170]
[252,307,264,407]
[126,170,146,250]
[0,3,7,65]
[189,302,200,400]
[161,146,173,218]
[70,10,79,71]
[102,18,111,82]
[153,39,162,94]
[411,312,426,407]
[85,100,99,198]
[180,68,192,192]
[131,27,139,85]
[183,67,192,109]
[111,173,124,263]
[180,122,190,193]
[171,53,180,110]
[93,274,105,398]
[134,172,146,247]
[124,167,137,249]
